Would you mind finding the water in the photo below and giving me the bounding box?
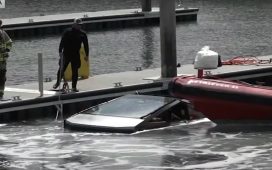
[1,119,272,169]
[1,0,272,169]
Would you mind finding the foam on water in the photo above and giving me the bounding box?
[1,119,272,169]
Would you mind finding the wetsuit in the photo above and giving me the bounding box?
[56,27,89,89]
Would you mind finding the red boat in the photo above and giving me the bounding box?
[169,76,272,124]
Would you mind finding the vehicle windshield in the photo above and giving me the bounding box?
[83,95,175,118]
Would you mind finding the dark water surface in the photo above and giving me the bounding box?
[2,119,272,170]
[1,0,272,169]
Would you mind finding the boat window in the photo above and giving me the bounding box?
[83,95,176,118]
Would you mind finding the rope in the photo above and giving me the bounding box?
[222,55,272,66]
[55,53,64,121]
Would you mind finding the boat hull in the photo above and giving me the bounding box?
[169,76,272,124]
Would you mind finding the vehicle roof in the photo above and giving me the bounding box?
[80,94,177,119]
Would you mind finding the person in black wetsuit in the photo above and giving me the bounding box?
[53,18,89,92]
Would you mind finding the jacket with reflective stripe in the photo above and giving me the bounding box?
[0,29,12,59]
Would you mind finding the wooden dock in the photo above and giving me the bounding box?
[2,8,198,38]
[1,55,272,122]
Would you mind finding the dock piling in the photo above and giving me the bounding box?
[141,0,152,12]
[38,53,44,97]
[160,0,177,78]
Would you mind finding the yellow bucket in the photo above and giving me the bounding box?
[64,44,90,81]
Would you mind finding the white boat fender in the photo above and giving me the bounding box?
[194,46,221,69]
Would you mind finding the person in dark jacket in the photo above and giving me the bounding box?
[53,18,89,92]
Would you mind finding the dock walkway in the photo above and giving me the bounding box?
[1,55,272,121]
[6,56,272,101]
[2,8,198,38]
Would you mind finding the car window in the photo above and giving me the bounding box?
[83,95,176,118]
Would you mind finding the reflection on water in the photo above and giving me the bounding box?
[141,27,155,69]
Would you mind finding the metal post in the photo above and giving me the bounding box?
[160,0,177,78]
[141,0,152,12]
[38,53,43,97]
[197,69,203,78]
